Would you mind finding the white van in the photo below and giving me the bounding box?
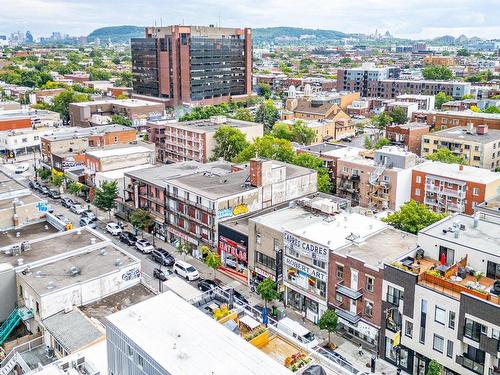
[173,260,200,281]
[14,164,29,174]
[277,317,319,348]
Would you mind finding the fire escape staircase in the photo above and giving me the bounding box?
[0,308,33,346]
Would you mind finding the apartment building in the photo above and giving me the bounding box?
[411,162,500,215]
[421,125,500,170]
[69,98,164,127]
[336,146,417,211]
[385,123,430,155]
[396,94,435,111]
[131,25,252,107]
[423,55,456,66]
[124,159,317,249]
[386,101,419,121]
[0,109,61,131]
[335,64,396,97]
[412,110,500,131]
[380,214,500,375]
[148,116,263,164]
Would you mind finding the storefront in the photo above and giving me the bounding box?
[384,338,414,374]
[218,222,249,279]
[337,317,379,347]
[167,226,199,248]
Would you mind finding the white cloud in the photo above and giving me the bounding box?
[0,0,498,39]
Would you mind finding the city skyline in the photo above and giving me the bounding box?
[1,0,499,40]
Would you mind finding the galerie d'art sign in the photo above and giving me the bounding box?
[283,231,329,262]
[217,203,249,219]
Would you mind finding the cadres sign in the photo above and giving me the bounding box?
[283,231,329,262]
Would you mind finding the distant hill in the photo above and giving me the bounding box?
[87,25,349,45]
[87,26,144,43]
[252,27,349,44]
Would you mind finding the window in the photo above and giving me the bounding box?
[386,285,402,305]
[256,251,276,270]
[419,299,427,344]
[336,264,344,279]
[474,146,479,152]
[415,188,421,196]
[405,321,413,338]
[416,175,422,183]
[383,175,390,182]
[449,311,456,329]
[447,340,453,358]
[19,285,23,297]
[365,276,375,292]
[434,306,446,325]
[465,144,470,149]
[313,259,326,269]
[433,334,444,353]
[335,293,343,303]
[364,300,374,317]
[472,187,480,196]
[114,136,118,143]
[36,301,40,314]
[137,354,144,369]
[127,345,133,357]
[343,167,349,173]
[256,233,261,244]
[464,318,483,342]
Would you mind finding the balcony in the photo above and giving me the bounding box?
[447,202,465,212]
[458,355,485,375]
[336,284,363,300]
[334,307,361,325]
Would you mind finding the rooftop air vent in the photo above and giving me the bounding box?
[47,281,56,290]
[68,266,80,276]
[115,259,123,267]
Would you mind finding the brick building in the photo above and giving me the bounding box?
[0,114,31,131]
[411,161,500,215]
[412,110,500,131]
[131,25,252,107]
[385,122,430,155]
[148,116,263,164]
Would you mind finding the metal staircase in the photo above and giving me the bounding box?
[0,308,33,346]
[369,164,386,185]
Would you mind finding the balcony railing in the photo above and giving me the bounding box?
[461,355,485,375]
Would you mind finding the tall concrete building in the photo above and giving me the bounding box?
[131,25,252,107]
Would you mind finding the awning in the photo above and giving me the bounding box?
[336,285,363,300]
[335,308,361,324]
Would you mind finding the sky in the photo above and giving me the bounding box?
[1,0,499,40]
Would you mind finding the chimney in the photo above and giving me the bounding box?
[476,124,488,135]
[459,164,464,171]
[249,158,263,187]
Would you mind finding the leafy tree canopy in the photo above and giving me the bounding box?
[256,278,280,308]
[93,181,119,218]
[425,147,465,164]
[255,100,280,132]
[435,92,453,109]
[234,135,295,163]
[422,65,453,80]
[390,107,408,125]
[383,200,447,234]
[318,309,338,344]
[212,126,249,162]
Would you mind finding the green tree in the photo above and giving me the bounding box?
[68,181,84,196]
[425,148,465,164]
[257,83,272,99]
[291,121,316,145]
[484,106,500,114]
[339,57,352,65]
[233,108,255,122]
[318,309,338,345]
[456,48,470,57]
[212,126,249,162]
[426,360,442,375]
[256,277,280,308]
[383,200,447,234]
[371,112,393,130]
[116,71,133,87]
[390,107,408,125]
[51,172,64,187]
[234,135,295,163]
[38,168,51,181]
[93,181,119,219]
[422,65,453,80]
[111,114,133,126]
[51,89,90,119]
[435,92,453,109]
[461,94,474,100]
[176,241,192,260]
[203,248,222,280]
[255,100,280,132]
[129,209,153,238]
[88,68,111,81]
[271,122,294,141]
[364,136,390,150]
[292,153,332,193]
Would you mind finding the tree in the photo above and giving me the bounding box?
[203,248,222,280]
[256,278,280,308]
[234,135,295,163]
[212,126,249,162]
[176,241,192,260]
[271,122,294,141]
[364,136,390,150]
[255,100,279,132]
[390,107,408,125]
[38,168,51,181]
[435,92,453,109]
[422,65,453,80]
[383,200,447,234]
[456,48,470,57]
[484,106,500,114]
[371,112,392,130]
[93,181,119,219]
[318,309,338,345]
[425,148,465,164]
[111,114,132,126]
[426,360,442,375]
[292,153,332,193]
[339,57,352,65]
[88,68,111,81]
[257,83,272,99]
[291,121,316,145]
[51,172,64,187]
[233,108,254,122]
[68,181,84,198]
[51,89,90,119]
[129,209,153,237]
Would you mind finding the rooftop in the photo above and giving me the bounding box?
[0,193,41,211]
[105,291,292,375]
[17,244,138,295]
[150,117,262,133]
[387,122,430,130]
[85,145,153,159]
[298,143,346,155]
[414,109,500,119]
[70,98,162,108]
[0,221,59,248]
[413,161,500,184]
[427,126,500,143]
[42,308,104,353]
[41,124,133,142]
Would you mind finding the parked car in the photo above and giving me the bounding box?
[70,204,86,215]
[135,239,154,254]
[56,214,71,225]
[79,217,97,229]
[106,222,122,236]
[173,260,200,281]
[232,289,249,305]
[81,210,96,221]
[153,268,173,281]
[151,249,175,266]
[48,190,61,199]
[197,278,218,292]
[14,164,29,174]
[39,185,49,195]
[224,254,238,269]
[61,197,74,208]
[119,231,137,246]
[28,180,39,189]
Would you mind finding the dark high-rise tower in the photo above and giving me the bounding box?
[131,25,252,107]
